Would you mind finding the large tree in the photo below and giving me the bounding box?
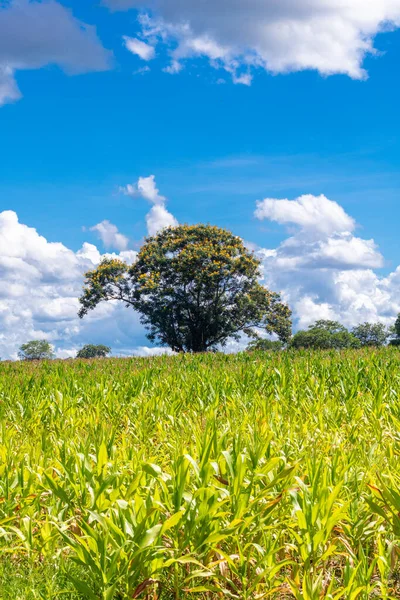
[79,224,291,353]
[18,340,54,361]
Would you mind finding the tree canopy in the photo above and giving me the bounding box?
[395,314,400,337]
[76,344,111,359]
[246,338,283,352]
[79,224,292,353]
[291,320,360,350]
[18,340,54,361]
[389,313,400,346]
[351,322,389,347]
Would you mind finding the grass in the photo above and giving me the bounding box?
[0,349,400,599]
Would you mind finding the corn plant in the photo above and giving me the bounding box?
[0,348,399,598]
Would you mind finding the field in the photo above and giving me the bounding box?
[0,350,400,599]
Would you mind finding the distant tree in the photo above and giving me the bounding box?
[76,344,111,359]
[389,314,400,346]
[18,340,54,361]
[79,224,292,353]
[312,320,348,334]
[246,338,283,352]
[291,320,360,350]
[395,314,400,336]
[351,322,389,347]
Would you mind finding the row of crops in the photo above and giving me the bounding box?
[0,349,400,598]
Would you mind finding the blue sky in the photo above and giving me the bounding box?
[1,0,400,357]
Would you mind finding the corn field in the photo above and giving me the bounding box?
[0,349,400,599]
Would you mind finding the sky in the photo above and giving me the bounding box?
[1,0,400,358]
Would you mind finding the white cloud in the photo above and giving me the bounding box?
[294,297,339,329]
[55,347,78,359]
[231,72,253,86]
[163,59,183,75]
[0,0,110,106]
[105,0,400,82]
[121,174,166,204]
[146,204,178,237]
[118,249,140,263]
[0,210,146,360]
[76,242,102,264]
[120,174,178,236]
[0,197,399,360]
[90,220,129,251]
[131,346,173,357]
[254,194,382,269]
[314,235,382,269]
[255,194,355,236]
[0,66,21,106]
[133,66,151,75]
[254,194,399,329]
[123,36,156,60]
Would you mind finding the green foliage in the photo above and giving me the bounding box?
[352,322,389,347]
[79,224,292,352]
[246,337,283,352]
[389,313,400,346]
[18,339,54,361]
[76,344,111,359]
[311,319,348,334]
[0,349,400,598]
[395,313,400,337]
[0,557,84,599]
[291,320,360,350]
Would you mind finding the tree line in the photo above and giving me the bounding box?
[17,224,400,359]
[247,317,400,352]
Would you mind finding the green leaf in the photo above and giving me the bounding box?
[161,510,184,533]
[97,442,108,475]
[104,583,118,600]
[68,574,99,600]
[142,463,162,478]
[140,524,162,548]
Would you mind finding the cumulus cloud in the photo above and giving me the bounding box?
[145,204,178,237]
[0,0,110,106]
[123,36,156,60]
[255,194,355,236]
[105,0,400,83]
[0,210,144,360]
[90,220,129,251]
[254,193,399,329]
[121,175,166,204]
[120,174,178,236]
[0,193,399,359]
